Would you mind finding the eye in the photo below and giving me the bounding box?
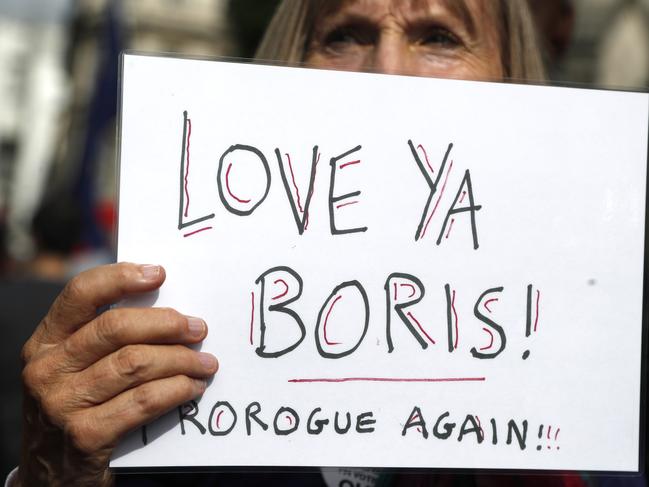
[416,27,461,49]
[322,25,374,50]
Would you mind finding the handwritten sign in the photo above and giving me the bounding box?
[112,53,648,472]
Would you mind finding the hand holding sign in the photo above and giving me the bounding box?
[18,263,216,485]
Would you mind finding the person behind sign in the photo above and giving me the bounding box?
[14,1,550,486]
[256,0,545,80]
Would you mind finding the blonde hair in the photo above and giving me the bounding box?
[256,0,546,82]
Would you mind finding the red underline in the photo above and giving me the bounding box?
[288,377,486,384]
[183,226,213,237]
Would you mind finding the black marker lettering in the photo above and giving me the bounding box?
[385,273,427,353]
[445,283,455,353]
[490,418,498,445]
[402,406,428,438]
[506,419,528,450]
[457,414,484,443]
[276,147,319,235]
[355,412,376,433]
[436,169,482,249]
[307,408,329,435]
[328,145,367,235]
[178,400,206,435]
[470,287,506,359]
[273,407,299,435]
[433,411,455,440]
[245,401,269,435]
[315,281,369,359]
[178,111,215,230]
[526,284,533,337]
[255,266,306,358]
[408,140,453,241]
[208,401,237,436]
[334,412,352,434]
[217,144,271,216]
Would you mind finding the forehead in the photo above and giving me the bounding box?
[314,0,495,32]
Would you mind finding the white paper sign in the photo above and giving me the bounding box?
[112,53,648,472]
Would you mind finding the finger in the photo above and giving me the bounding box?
[70,345,217,406]
[36,263,165,346]
[68,375,207,453]
[60,307,207,370]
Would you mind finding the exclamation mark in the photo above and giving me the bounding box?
[523,284,541,360]
[536,424,544,451]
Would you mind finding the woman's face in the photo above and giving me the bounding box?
[306,0,504,80]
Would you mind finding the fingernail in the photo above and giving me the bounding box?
[140,265,161,280]
[198,352,217,371]
[194,379,208,393]
[187,317,206,337]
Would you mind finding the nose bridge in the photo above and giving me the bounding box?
[372,28,406,74]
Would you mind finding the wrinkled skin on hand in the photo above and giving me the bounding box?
[18,263,218,486]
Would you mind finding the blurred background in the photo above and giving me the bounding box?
[0,0,648,477]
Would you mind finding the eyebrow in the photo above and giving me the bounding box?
[432,0,478,36]
[315,0,480,38]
